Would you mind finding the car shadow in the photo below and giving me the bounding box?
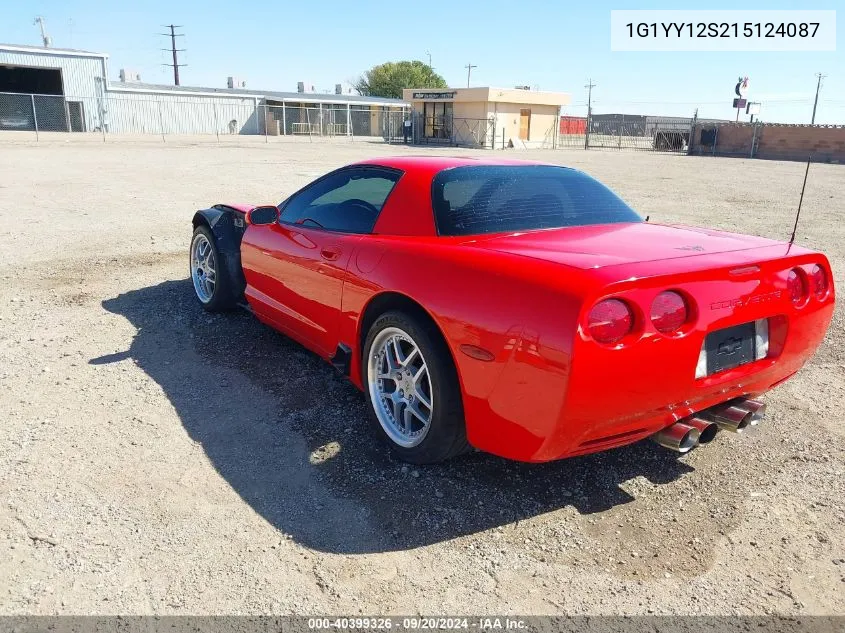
[99,279,695,554]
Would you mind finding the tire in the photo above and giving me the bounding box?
[189,225,238,312]
[363,310,470,464]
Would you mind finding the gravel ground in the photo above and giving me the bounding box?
[0,136,843,615]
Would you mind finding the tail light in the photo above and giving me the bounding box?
[809,264,829,299]
[787,268,808,305]
[650,291,688,334]
[588,299,633,344]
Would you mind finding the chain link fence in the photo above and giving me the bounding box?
[540,112,695,153]
[3,90,700,154]
[584,114,694,152]
[0,91,411,144]
[1,92,100,135]
[412,112,496,148]
[555,115,588,149]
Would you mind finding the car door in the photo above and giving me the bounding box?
[242,165,402,357]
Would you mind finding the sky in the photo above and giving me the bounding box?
[3,0,843,124]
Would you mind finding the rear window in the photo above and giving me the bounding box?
[431,165,642,236]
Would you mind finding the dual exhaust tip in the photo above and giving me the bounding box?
[652,398,766,453]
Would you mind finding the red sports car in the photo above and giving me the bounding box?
[188,157,834,464]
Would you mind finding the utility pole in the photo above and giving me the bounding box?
[161,25,186,86]
[426,50,433,70]
[584,78,596,150]
[811,72,826,124]
[33,16,52,47]
[465,63,477,89]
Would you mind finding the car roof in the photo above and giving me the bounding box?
[354,155,560,174]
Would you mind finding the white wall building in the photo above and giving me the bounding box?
[0,42,407,136]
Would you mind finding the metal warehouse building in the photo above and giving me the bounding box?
[0,42,407,137]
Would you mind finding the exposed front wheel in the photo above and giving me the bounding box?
[363,311,469,464]
[190,225,237,311]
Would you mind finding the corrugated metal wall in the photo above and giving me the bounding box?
[106,92,261,135]
[0,49,105,99]
[0,46,405,136]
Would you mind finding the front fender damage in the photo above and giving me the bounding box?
[192,205,248,300]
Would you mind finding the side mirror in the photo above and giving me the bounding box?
[246,205,279,225]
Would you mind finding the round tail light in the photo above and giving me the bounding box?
[650,291,688,334]
[809,264,829,299]
[588,299,633,344]
[787,268,808,305]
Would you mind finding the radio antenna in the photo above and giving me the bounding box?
[789,154,812,245]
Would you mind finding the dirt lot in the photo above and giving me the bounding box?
[0,136,843,615]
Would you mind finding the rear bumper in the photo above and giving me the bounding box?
[461,255,834,462]
[550,362,801,460]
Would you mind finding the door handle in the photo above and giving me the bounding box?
[320,246,341,261]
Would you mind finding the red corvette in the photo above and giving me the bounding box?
[189,156,834,464]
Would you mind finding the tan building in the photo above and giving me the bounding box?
[403,86,570,148]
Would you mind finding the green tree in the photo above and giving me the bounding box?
[354,61,448,99]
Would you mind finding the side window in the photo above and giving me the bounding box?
[279,167,401,234]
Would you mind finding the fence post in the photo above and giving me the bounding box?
[213,101,220,143]
[346,104,350,138]
[305,108,313,143]
[750,122,758,159]
[584,109,591,150]
[264,104,268,143]
[687,109,698,155]
[30,94,39,141]
[157,96,166,143]
[618,117,622,149]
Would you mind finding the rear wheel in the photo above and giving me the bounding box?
[190,225,237,311]
[363,310,469,464]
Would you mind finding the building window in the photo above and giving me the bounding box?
[423,101,452,139]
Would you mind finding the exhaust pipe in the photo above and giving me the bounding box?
[684,415,719,444]
[652,421,700,453]
[703,398,765,433]
[734,398,766,426]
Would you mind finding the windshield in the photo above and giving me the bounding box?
[431,165,642,236]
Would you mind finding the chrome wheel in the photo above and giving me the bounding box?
[367,327,434,448]
[190,232,216,304]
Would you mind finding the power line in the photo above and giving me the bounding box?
[160,24,186,86]
[590,98,813,106]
